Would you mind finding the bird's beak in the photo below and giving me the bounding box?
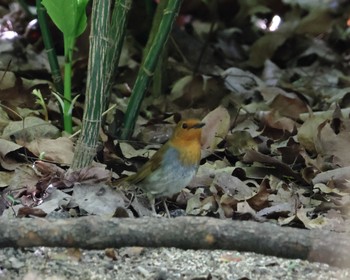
[192,122,205,129]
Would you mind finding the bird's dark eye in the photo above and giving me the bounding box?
[182,123,188,129]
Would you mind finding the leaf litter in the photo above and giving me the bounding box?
[0,1,350,239]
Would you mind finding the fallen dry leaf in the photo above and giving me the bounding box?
[3,116,60,142]
[260,87,308,119]
[257,110,295,133]
[201,106,230,152]
[0,139,23,170]
[314,120,350,167]
[246,181,270,211]
[312,166,350,190]
[25,137,74,164]
[243,150,303,182]
[72,184,126,216]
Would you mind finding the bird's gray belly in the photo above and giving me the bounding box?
[139,148,198,197]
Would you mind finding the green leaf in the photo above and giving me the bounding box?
[75,0,89,37]
[41,0,88,38]
[42,0,76,36]
[51,91,64,112]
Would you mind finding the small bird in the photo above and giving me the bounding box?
[118,119,205,216]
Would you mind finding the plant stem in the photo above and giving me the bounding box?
[36,0,64,95]
[120,0,183,140]
[71,0,131,170]
[63,37,73,134]
[105,0,132,105]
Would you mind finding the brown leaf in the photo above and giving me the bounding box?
[119,142,157,159]
[33,161,65,177]
[226,131,257,156]
[211,172,254,199]
[8,164,39,194]
[298,115,331,153]
[243,150,303,182]
[257,111,295,133]
[0,171,13,188]
[72,184,126,216]
[64,166,111,186]
[293,208,326,229]
[261,87,308,119]
[312,167,350,190]
[0,139,23,170]
[219,194,238,218]
[3,116,60,142]
[315,120,350,167]
[201,106,230,152]
[0,71,16,90]
[222,67,263,97]
[247,181,270,211]
[0,71,36,111]
[25,137,74,164]
[237,200,257,216]
[186,190,216,216]
[188,161,234,188]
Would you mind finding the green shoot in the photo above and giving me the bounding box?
[39,152,46,160]
[32,89,49,121]
[41,0,89,134]
[51,91,80,118]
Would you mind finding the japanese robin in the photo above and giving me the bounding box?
[118,119,205,216]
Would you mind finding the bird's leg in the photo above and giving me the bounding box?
[148,195,171,217]
[125,190,135,208]
[150,197,156,214]
[162,198,171,218]
[147,194,158,216]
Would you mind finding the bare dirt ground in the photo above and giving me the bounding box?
[1,247,349,280]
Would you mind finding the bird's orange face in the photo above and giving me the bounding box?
[171,119,205,143]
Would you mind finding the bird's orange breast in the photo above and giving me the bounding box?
[168,138,202,166]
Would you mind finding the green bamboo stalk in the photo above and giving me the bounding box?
[152,40,169,98]
[120,0,183,140]
[63,38,73,133]
[105,0,132,100]
[71,0,131,169]
[71,0,109,169]
[151,0,169,98]
[36,0,64,95]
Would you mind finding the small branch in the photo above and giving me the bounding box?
[0,216,349,268]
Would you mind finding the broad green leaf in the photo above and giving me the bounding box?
[75,0,89,37]
[42,0,77,36]
[41,0,88,38]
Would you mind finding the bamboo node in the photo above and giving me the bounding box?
[142,66,153,77]
[82,118,101,124]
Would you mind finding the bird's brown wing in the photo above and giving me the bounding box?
[125,144,167,185]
